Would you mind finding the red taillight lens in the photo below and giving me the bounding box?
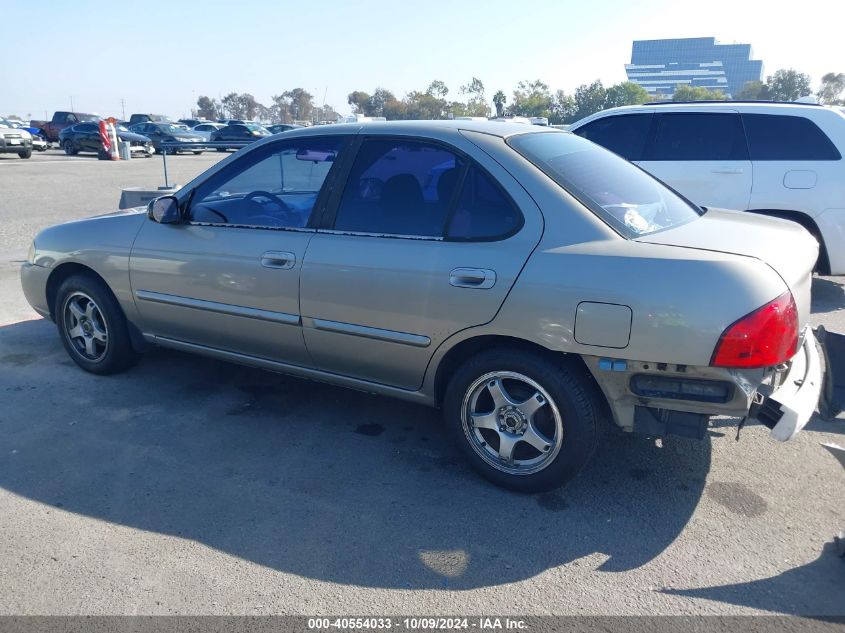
[711,291,799,368]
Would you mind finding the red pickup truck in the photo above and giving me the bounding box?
[30,111,100,143]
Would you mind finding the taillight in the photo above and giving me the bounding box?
[710,291,798,368]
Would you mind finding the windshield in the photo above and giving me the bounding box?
[78,114,101,122]
[245,124,269,133]
[508,132,702,238]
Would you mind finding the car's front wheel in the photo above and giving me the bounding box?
[62,140,77,155]
[444,349,598,492]
[18,149,32,159]
[56,274,139,375]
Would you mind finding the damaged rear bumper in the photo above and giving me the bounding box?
[753,327,824,441]
[585,325,840,441]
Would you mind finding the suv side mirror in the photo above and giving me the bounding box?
[148,195,182,224]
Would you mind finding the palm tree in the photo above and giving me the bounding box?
[492,90,506,117]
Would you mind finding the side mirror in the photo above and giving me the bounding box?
[148,195,182,224]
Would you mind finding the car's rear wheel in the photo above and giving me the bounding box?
[62,140,77,155]
[56,274,139,375]
[193,151,203,155]
[444,349,598,492]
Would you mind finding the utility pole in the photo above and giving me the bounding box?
[70,96,74,111]
[121,99,126,120]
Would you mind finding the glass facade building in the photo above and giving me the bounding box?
[625,38,763,98]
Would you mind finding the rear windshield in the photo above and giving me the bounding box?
[508,132,702,238]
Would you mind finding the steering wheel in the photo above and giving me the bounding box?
[244,190,291,211]
[243,190,297,226]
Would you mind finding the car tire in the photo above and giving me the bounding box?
[55,274,139,375]
[215,147,227,153]
[443,348,598,493]
[62,140,77,156]
[18,149,32,159]
[193,151,203,155]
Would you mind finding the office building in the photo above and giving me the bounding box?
[625,37,763,98]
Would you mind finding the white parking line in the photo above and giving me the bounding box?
[0,158,93,165]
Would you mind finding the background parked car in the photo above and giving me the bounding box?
[128,122,205,154]
[209,123,270,150]
[30,111,100,143]
[128,113,175,126]
[266,123,303,134]
[59,122,153,157]
[179,118,211,128]
[0,117,47,151]
[0,125,32,159]
[189,122,225,140]
[569,101,845,274]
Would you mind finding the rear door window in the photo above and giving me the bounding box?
[644,113,748,161]
[742,114,841,160]
[332,139,464,237]
[446,166,522,240]
[574,114,653,161]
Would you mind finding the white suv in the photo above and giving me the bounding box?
[570,102,845,274]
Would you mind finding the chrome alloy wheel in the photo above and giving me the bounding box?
[63,292,109,361]
[461,371,564,475]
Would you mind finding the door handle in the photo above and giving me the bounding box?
[450,268,496,289]
[711,168,744,175]
[261,251,296,269]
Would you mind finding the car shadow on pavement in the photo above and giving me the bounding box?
[811,276,845,315]
[661,544,845,615]
[0,318,711,590]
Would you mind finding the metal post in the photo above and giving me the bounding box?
[162,146,169,188]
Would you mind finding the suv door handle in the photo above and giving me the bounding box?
[261,251,296,269]
[450,268,496,289]
[711,168,744,175]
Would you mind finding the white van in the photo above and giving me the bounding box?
[570,102,845,274]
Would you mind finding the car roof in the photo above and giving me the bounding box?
[571,102,843,128]
[277,119,559,140]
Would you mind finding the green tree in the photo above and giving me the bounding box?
[818,72,845,105]
[458,77,489,117]
[572,81,607,120]
[551,90,577,124]
[236,93,260,120]
[221,92,244,118]
[510,80,554,118]
[283,88,314,122]
[347,91,371,114]
[367,88,398,117]
[492,90,506,117]
[672,84,727,101]
[736,80,770,100]
[427,80,449,98]
[271,93,292,122]
[604,82,649,108]
[765,69,812,102]
[196,95,220,120]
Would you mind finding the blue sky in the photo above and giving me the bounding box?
[1,0,842,120]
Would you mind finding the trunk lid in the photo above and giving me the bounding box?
[638,208,818,327]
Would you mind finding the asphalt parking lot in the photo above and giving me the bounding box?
[0,149,843,616]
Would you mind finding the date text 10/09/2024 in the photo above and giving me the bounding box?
[307,618,528,630]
